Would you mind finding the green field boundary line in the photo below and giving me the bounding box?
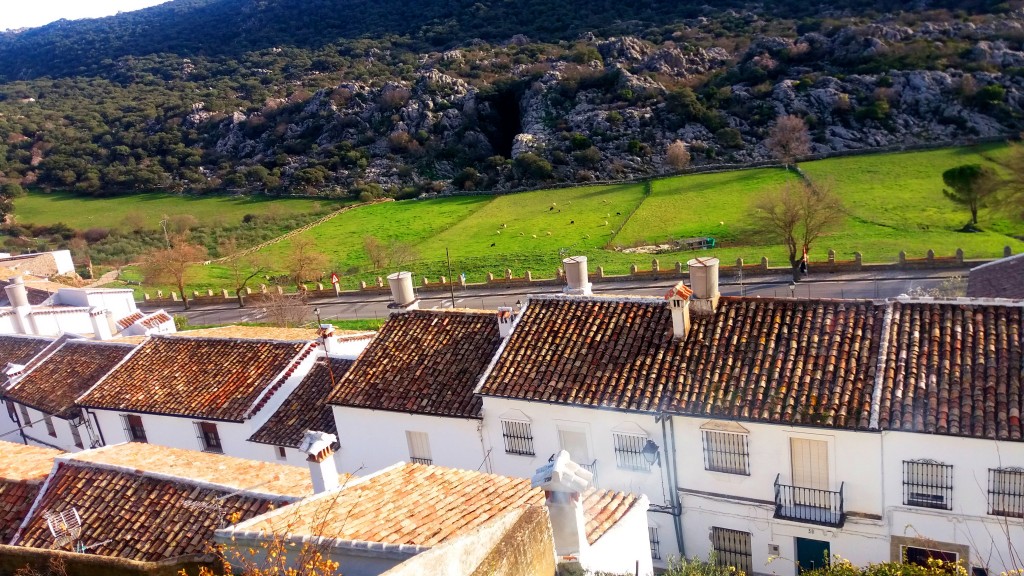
[604,179,653,249]
[208,198,394,263]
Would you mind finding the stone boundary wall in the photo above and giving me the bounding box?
[141,247,1011,307]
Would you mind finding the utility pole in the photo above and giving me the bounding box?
[446,248,456,309]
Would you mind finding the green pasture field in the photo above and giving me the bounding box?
[13,190,334,231]
[110,144,1024,299]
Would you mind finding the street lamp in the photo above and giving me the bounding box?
[642,439,661,467]
[789,282,796,299]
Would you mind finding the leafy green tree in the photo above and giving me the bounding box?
[941,164,999,225]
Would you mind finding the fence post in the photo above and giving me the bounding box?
[596,266,605,279]
[761,256,769,272]
[955,248,964,264]
[854,252,862,270]
[675,261,683,274]
[525,271,532,281]
[926,249,935,262]
[828,249,835,264]
[222,289,229,298]
[1005,246,1013,258]
[898,251,907,267]
[630,264,639,275]
[651,259,660,272]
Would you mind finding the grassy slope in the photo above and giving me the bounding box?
[116,144,1024,297]
[13,190,333,230]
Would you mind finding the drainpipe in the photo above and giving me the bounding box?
[86,409,106,448]
[660,413,685,557]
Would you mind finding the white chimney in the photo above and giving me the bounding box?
[497,306,515,338]
[664,282,693,339]
[386,271,419,312]
[89,307,113,340]
[531,450,593,558]
[318,323,339,356]
[5,276,33,335]
[299,430,340,494]
[562,256,592,296]
[687,257,720,314]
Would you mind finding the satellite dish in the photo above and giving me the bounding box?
[45,508,82,548]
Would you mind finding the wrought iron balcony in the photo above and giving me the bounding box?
[581,460,599,488]
[773,474,845,527]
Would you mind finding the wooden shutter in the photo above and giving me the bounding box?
[791,438,829,490]
[406,431,432,464]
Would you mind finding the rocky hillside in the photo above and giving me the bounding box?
[0,0,1020,199]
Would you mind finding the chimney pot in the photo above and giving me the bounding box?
[496,306,516,338]
[664,282,693,339]
[562,256,592,296]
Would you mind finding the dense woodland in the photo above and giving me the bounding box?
[0,0,1020,211]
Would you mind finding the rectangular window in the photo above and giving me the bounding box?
[703,430,751,475]
[69,423,83,449]
[121,414,148,443]
[276,446,288,461]
[406,431,432,465]
[43,415,56,437]
[19,405,31,427]
[649,526,661,561]
[903,460,953,510]
[195,422,223,453]
[711,527,753,574]
[902,546,958,566]
[613,432,650,471]
[988,468,1024,518]
[500,419,535,456]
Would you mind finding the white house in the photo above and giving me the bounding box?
[0,334,56,441]
[76,334,321,461]
[3,336,136,451]
[327,302,510,475]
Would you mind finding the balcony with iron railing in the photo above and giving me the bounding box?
[773,474,845,527]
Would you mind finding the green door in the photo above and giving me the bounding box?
[796,538,830,574]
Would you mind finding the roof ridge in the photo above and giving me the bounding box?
[528,293,663,305]
[161,333,319,345]
[242,341,320,421]
[868,302,895,431]
[473,299,527,396]
[889,295,1024,307]
[969,252,1024,271]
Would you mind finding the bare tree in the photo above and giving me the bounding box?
[139,236,207,309]
[259,290,309,328]
[219,238,268,308]
[665,140,691,171]
[363,235,418,270]
[752,180,844,281]
[766,115,811,167]
[286,237,328,288]
[363,236,388,270]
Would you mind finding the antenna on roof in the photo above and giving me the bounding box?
[45,508,82,549]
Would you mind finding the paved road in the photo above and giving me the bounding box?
[148,270,963,326]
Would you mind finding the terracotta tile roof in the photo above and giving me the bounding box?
[478,296,686,412]
[4,341,135,419]
[115,311,144,330]
[13,451,310,562]
[68,442,316,498]
[878,300,1024,440]
[174,325,319,341]
[140,312,172,329]
[77,336,316,422]
[666,298,887,429]
[228,463,638,548]
[0,441,60,544]
[328,310,502,418]
[249,358,355,448]
[0,335,53,370]
[968,254,1024,299]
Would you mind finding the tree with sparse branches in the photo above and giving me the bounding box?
[941,164,999,226]
[766,114,811,167]
[219,238,268,308]
[752,180,844,281]
[140,236,207,309]
[286,237,328,288]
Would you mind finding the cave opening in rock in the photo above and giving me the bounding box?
[480,83,525,158]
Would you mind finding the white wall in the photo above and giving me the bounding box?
[12,402,86,452]
[882,431,1024,575]
[584,495,654,576]
[331,406,485,475]
[480,397,679,564]
[28,310,94,336]
[57,288,137,320]
[51,250,75,275]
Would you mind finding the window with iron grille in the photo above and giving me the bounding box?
[406,431,432,465]
[69,422,83,449]
[649,526,661,560]
[43,414,56,437]
[702,430,750,475]
[500,419,535,456]
[903,460,953,510]
[195,421,223,453]
[613,433,651,471]
[711,527,752,574]
[19,405,30,427]
[121,414,148,443]
[988,468,1024,518]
